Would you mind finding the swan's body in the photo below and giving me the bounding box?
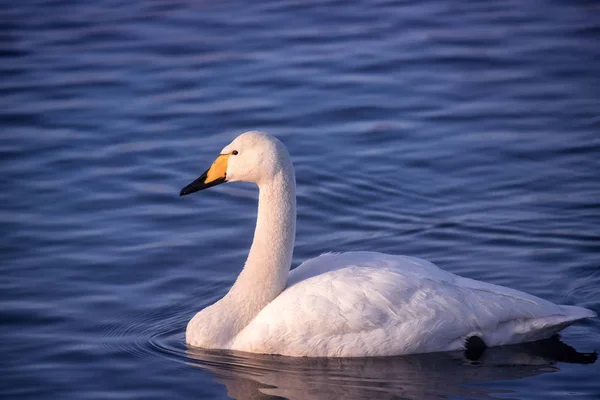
[180,131,595,357]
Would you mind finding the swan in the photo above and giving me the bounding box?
[179,131,596,357]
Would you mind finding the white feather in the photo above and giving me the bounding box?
[184,131,596,357]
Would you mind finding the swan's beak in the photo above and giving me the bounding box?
[180,154,230,196]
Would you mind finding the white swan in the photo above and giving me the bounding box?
[180,131,595,357]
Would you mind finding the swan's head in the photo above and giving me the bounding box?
[180,131,292,195]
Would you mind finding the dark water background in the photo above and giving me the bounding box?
[2,0,600,399]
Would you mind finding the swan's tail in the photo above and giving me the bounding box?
[484,305,596,348]
[559,305,597,321]
[537,305,597,338]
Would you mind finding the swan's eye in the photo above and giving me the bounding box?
[232,150,239,155]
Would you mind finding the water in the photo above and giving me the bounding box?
[2,0,599,398]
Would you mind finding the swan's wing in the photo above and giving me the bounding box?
[231,252,595,357]
[285,251,457,288]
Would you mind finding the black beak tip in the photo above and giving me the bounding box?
[179,183,195,196]
[180,172,208,197]
[179,173,225,197]
[180,182,199,196]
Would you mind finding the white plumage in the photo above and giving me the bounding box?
[233,251,593,356]
[180,131,595,357]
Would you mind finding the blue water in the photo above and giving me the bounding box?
[2,0,600,399]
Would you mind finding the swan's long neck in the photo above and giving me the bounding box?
[223,163,296,333]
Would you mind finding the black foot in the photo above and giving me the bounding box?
[526,335,598,364]
[464,335,487,361]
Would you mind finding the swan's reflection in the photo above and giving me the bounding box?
[187,336,595,400]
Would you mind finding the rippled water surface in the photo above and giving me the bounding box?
[2,0,600,399]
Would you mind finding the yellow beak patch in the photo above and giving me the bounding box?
[205,154,230,184]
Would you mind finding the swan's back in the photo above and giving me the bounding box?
[231,252,595,357]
